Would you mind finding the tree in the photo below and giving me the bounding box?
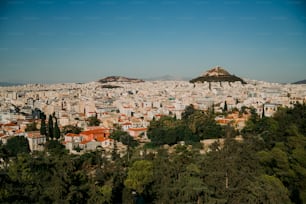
[110,130,139,148]
[44,140,67,155]
[124,160,153,195]
[25,121,38,132]
[40,114,47,136]
[62,125,82,135]
[4,136,30,157]
[181,104,196,120]
[87,116,101,126]
[223,100,228,112]
[53,117,61,140]
[48,115,54,139]
[111,140,120,161]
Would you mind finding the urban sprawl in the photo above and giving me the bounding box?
[1,73,306,154]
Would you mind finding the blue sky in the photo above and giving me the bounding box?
[0,0,305,83]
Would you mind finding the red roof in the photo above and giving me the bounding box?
[3,123,18,127]
[66,133,80,137]
[27,131,43,138]
[80,128,110,135]
[128,127,147,131]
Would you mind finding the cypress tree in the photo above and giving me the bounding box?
[40,113,47,136]
[54,117,61,140]
[223,101,228,112]
[262,104,265,118]
[48,115,54,140]
[112,140,120,161]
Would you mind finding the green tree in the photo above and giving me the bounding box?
[48,115,54,139]
[124,160,153,195]
[40,113,47,136]
[87,115,101,126]
[181,104,196,120]
[25,121,38,132]
[257,174,291,204]
[5,136,30,157]
[110,130,139,148]
[111,140,120,161]
[44,140,67,155]
[223,100,228,112]
[62,125,82,134]
[53,117,61,140]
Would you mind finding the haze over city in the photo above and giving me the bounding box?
[0,0,306,83]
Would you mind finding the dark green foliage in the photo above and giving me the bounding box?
[110,130,139,148]
[223,100,228,112]
[40,113,47,136]
[87,115,101,126]
[53,117,61,139]
[243,103,306,203]
[62,125,83,134]
[4,136,30,157]
[111,140,120,161]
[181,104,196,120]
[101,84,122,89]
[1,103,305,203]
[148,107,223,146]
[48,114,53,139]
[44,140,67,155]
[190,74,246,84]
[25,121,38,132]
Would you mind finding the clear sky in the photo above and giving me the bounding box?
[0,0,305,83]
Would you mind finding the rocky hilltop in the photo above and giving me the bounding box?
[98,76,145,83]
[190,66,246,84]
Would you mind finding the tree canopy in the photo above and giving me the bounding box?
[0,103,305,203]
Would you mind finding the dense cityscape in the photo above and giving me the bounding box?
[1,0,306,202]
[0,67,306,203]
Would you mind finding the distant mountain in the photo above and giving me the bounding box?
[190,66,246,84]
[98,76,144,83]
[145,75,190,81]
[0,82,24,87]
[293,79,306,84]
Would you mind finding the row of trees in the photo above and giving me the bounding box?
[24,112,61,140]
[27,112,99,141]
[0,103,305,203]
[147,104,224,146]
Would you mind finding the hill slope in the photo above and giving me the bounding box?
[190,66,246,84]
[98,76,144,83]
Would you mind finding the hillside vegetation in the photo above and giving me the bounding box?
[0,104,305,203]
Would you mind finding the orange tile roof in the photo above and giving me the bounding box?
[27,131,43,138]
[15,130,24,133]
[3,123,18,127]
[80,128,110,135]
[66,133,80,137]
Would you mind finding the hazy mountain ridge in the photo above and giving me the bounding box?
[144,75,191,81]
[0,82,25,87]
[293,79,306,84]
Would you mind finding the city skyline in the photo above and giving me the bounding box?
[0,0,306,84]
